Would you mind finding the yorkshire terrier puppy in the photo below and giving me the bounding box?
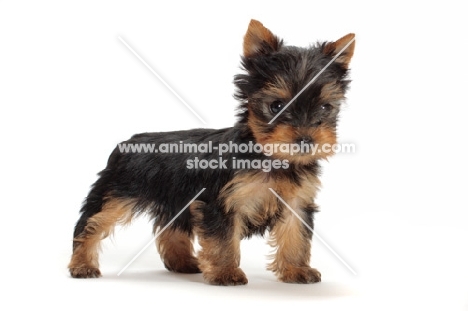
[69,19,355,285]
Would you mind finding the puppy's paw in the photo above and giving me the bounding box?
[203,267,248,286]
[278,266,321,284]
[164,257,201,274]
[69,266,102,278]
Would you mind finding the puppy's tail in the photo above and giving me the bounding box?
[72,169,114,245]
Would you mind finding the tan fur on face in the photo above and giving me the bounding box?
[247,116,338,164]
[307,126,338,158]
[247,115,295,152]
[68,198,134,278]
[263,77,292,99]
[320,82,345,103]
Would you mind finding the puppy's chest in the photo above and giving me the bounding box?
[221,172,320,227]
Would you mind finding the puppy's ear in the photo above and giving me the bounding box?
[243,19,281,58]
[323,33,355,68]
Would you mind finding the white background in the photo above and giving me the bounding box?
[1,1,467,310]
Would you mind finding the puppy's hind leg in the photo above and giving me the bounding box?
[68,197,134,278]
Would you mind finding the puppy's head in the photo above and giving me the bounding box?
[235,20,355,164]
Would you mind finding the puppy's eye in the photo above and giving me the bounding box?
[321,103,333,112]
[270,100,285,114]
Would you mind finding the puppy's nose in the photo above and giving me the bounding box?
[296,137,313,145]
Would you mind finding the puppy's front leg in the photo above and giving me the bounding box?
[192,203,247,286]
[268,206,321,284]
